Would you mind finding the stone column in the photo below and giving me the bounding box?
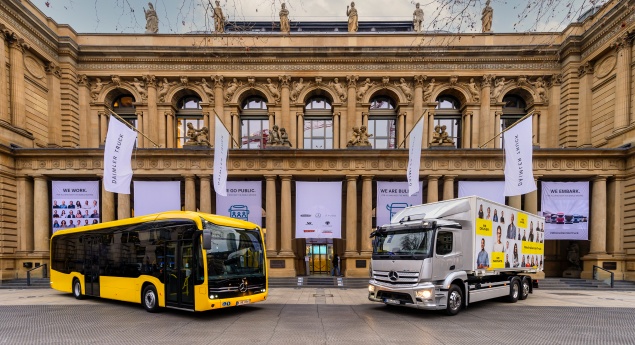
[462,111,472,148]
[184,175,196,211]
[279,76,293,146]
[397,112,405,147]
[577,63,593,147]
[279,175,293,255]
[265,175,278,255]
[442,175,456,201]
[199,175,212,213]
[0,30,7,123]
[46,63,63,147]
[8,37,28,128]
[296,112,304,149]
[99,112,109,147]
[345,76,358,147]
[479,75,492,147]
[413,76,424,140]
[523,176,540,214]
[17,177,34,252]
[607,177,625,255]
[427,175,440,203]
[613,34,632,131]
[165,111,175,148]
[144,75,159,146]
[493,111,503,149]
[212,76,224,143]
[508,195,521,210]
[547,75,562,148]
[33,176,49,252]
[101,178,115,222]
[361,175,373,254]
[345,175,358,255]
[334,112,341,149]
[589,176,607,255]
[117,193,131,219]
[231,112,240,148]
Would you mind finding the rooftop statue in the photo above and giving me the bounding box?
[482,0,493,33]
[347,2,358,33]
[213,0,226,33]
[144,3,158,34]
[280,3,290,34]
[413,3,424,33]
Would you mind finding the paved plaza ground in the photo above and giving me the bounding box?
[1,287,634,344]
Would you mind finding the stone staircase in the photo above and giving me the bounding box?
[537,278,635,291]
[269,277,369,289]
[0,278,50,289]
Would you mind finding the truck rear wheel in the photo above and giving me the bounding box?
[445,284,463,316]
[519,277,530,300]
[506,279,520,303]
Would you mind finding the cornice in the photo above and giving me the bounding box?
[581,2,635,59]
[0,0,59,60]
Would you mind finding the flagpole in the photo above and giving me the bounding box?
[398,110,428,149]
[212,109,240,147]
[478,111,534,149]
[105,107,161,148]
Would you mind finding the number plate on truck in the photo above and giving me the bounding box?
[384,298,399,304]
[236,299,251,305]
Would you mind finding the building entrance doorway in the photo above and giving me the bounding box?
[306,242,333,275]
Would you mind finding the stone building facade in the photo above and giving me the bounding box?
[0,0,634,280]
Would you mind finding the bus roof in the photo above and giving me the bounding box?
[51,210,259,238]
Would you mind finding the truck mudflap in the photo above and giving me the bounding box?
[367,280,446,311]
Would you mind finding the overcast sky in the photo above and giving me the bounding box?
[32,0,605,34]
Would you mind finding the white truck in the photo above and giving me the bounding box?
[368,196,544,315]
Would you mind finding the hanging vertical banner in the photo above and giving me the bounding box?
[542,182,589,240]
[103,115,137,194]
[133,181,181,216]
[376,181,423,226]
[52,181,100,232]
[214,116,230,196]
[458,181,506,205]
[407,117,424,196]
[216,181,262,227]
[503,116,536,196]
[295,181,342,239]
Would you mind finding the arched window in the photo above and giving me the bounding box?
[176,96,203,148]
[368,96,397,149]
[112,95,136,128]
[304,96,333,149]
[434,95,462,148]
[241,96,269,149]
[501,95,527,146]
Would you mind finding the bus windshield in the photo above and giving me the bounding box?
[204,222,265,281]
[372,228,434,260]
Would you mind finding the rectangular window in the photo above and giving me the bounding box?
[303,119,333,149]
[436,231,453,255]
[241,118,269,149]
[368,118,396,149]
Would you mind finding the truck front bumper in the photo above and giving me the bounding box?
[367,280,447,311]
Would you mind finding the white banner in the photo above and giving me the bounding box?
[376,181,423,226]
[133,181,181,216]
[216,181,262,226]
[295,182,342,239]
[503,116,536,196]
[542,182,589,240]
[458,181,506,205]
[407,117,424,196]
[52,181,100,232]
[214,116,230,196]
[103,115,137,194]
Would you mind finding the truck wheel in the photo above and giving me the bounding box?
[519,278,530,300]
[445,284,463,316]
[72,278,84,300]
[142,285,160,313]
[507,279,520,303]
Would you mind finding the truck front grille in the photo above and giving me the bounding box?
[372,270,419,285]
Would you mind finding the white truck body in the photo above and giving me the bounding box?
[368,196,544,315]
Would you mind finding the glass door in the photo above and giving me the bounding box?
[307,244,332,275]
[164,240,194,308]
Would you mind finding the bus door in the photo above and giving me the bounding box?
[164,240,194,308]
[83,235,101,296]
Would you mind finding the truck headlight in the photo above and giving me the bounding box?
[415,288,433,299]
[368,285,376,293]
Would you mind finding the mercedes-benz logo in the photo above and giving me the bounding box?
[239,278,248,292]
[388,270,399,281]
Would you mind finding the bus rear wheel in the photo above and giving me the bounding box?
[142,285,160,313]
[72,278,84,300]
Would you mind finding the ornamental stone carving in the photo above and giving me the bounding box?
[423,78,435,102]
[111,75,121,87]
[290,78,306,102]
[131,78,148,100]
[356,78,375,101]
[224,78,242,101]
[90,78,105,101]
[464,78,480,101]
[143,74,156,87]
[262,78,281,102]
[394,78,413,102]
[329,78,347,101]
[158,78,177,102]
[529,77,547,102]
[197,78,215,100]
[491,77,511,100]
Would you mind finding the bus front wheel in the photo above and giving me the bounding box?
[142,285,160,313]
[72,278,84,300]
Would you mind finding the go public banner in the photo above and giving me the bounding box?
[51,181,100,232]
[295,181,342,239]
[376,181,423,226]
[541,182,589,240]
[216,181,262,227]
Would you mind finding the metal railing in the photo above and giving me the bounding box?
[26,264,47,286]
[592,265,614,288]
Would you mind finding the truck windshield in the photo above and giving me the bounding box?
[372,229,434,260]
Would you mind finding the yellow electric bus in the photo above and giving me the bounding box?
[50,211,267,312]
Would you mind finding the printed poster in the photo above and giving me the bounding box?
[133,181,181,216]
[458,181,505,205]
[295,181,342,239]
[216,181,262,227]
[541,182,589,240]
[376,181,423,226]
[52,181,100,233]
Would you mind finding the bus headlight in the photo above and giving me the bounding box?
[210,294,218,299]
[368,285,376,293]
[415,288,433,299]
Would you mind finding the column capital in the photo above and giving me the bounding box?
[346,175,359,181]
[414,75,426,87]
[8,37,29,52]
[143,74,157,88]
[361,175,374,181]
[346,75,359,88]
[549,74,563,87]
[213,75,224,87]
[578,62,594,77]
[612,32,634,52]
[482,74,494,88]
[31,174,48,181]
[443,175,458,180]
[183,174,196,181]
[45,62,62,79]
[197,174,211,180]
[278,75,291,87]
[77,74,89,87]
[427,175,442,181]
[593,175,611,182]
[264,175,277,181]
[279,175,292,181]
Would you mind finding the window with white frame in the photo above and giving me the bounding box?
[368,96,397,149]
[434,95,462,148]
[176,96,203,148]
[304,96,333,149]
[240,96,269,149]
